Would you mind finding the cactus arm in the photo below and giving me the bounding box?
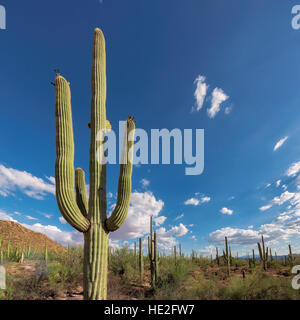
[55,75,90,232]
[75,168,88,217]
[257,242,262,260]
[105,117,135,231]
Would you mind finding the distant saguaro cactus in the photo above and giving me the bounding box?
[54,28,135,300]
[139,238,144,282]
[224,237,230,276]
[216,247,220,266]
[257,235,267,271]
[288,244,295,265]
[149,216,158,288]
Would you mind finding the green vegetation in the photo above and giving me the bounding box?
[0,239,299,300]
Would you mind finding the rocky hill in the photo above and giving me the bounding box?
[0,220,66,253]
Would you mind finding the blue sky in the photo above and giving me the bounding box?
[1,0,300,256]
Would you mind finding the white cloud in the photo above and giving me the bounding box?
[207,88,229,118]
[199,245,215,256]
[46,176,55,184]
[140,178,150,188]
[208,224,297,246]
[276,180,281,187]
[154,216,167,226]
[26,215,38,220]
[260,204,272,211]
[273,136,288,152]
[286,161,300,177]
[265,183,271,188]
[59,216,67,224]
[111,191,165,240]
[107,192,113,198]
[224,106,232,115]
[107,191,188,251]
[260,191,296,212]
[193,75,208,111]
[184,195,211,206]
[185,198,200,206]
[0,164,55,200]
[220,207,233,215]
[0,210,17,222]
[174,213,184,221]
[156,223,189,250]
[272,191,295,206]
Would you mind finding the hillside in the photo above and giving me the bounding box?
[0,220,66,253]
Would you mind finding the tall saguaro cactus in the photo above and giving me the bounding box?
[54,28,135,300]
[139,238,144,282]
[224,236,230,276]
[257,235,267,271]
[149,216,158,288]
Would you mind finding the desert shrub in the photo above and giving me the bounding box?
[153,262,189,299]
[218,272,300,300]
[47,246,83,291]
[110,246,137,286]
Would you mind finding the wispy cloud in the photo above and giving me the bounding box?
[0,164,55,199]
[224,105,233,115]
[184,195,211,206]
[59,216,67,224]
[260,204,272,211]
[286,160,300,177]
[273,136,288,152]
[140,178,150,188]
[25,215,38,220]
[174,213,184,221]
[276,180,281,187]
[207,88,229,118]
[193,75,208,111]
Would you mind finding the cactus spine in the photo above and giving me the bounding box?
[54,28,135,300]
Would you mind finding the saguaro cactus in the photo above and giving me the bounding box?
[149,216,158,288]
[139,238,144,282]
[224,236,230,276]
[54,28,135,300]
[257,235,267,271]
[288,244,295,265]
[216,247,220,266]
